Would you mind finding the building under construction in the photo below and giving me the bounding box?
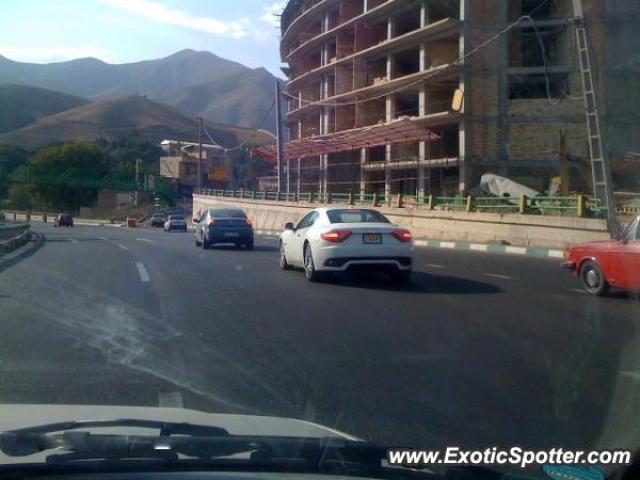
[262,0,639,197]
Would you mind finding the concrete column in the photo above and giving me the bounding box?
[297,158,301,195]
[419,43,427,72]
[385,145,392,197]
[323,12,330,33]
[459,120,467,193]
[321,154,329,195]
[298,118,303,139]
[418,142,427,197]
[386,53,395,80]
[387,16,396,40]
[385,93,396,122]
[458,0,470,193]
[497,0,509,177]
[420,0,430,28]
[360,148,367,195]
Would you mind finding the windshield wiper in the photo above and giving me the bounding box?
[4,418,229,437]
[0,422,522,480]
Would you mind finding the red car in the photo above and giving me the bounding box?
[562,216,640,296]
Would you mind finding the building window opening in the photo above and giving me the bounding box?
[429,0,460,22]
[509,26,566,67]
[395,4,422,37]
[394,47,421,79]
[395,91,420,119]
[509,73,568,99]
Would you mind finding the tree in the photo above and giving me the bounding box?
[0,145,28,198]
[31,142,111,212]
[7,184,34,210]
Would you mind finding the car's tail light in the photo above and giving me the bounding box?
[245,219,253,226]
[208,220,216,227]
[321,229,352,243]
[392,229,413,243]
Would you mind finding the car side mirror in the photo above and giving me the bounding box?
[284,222,294,231]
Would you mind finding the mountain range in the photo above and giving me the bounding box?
[0,49,280,132]
[0,92,275,149]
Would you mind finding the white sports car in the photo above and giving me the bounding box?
[279,207,414,283]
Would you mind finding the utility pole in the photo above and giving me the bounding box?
[134,158,142,207]
[571,0,618,234]
[197,116,203,191]
[275,82,284,193]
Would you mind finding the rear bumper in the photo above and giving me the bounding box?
[315,244,414,272]
[323,256,413,272]
[561,261,577,271]
[207,228,254,244]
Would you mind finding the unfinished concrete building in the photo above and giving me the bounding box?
[275,0,639,196]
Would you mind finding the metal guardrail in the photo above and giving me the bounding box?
[194,189,608,218]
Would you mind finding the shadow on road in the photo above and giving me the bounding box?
[205,245,279,253]
[330,270,503,294]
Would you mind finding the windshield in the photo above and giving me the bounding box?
[210,209,246,219]
[327,209,390,224]
[0,1,638,479]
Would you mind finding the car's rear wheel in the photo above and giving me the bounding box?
[279,242,292,270]
[245,239,254,251]
[202,235,210,250]
[580,260,609,296]
[304,244,322,282]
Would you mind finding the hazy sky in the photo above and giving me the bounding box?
[0,0,286,77]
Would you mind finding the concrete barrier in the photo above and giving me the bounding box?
[0,224,31,255]
[193,194,611,249]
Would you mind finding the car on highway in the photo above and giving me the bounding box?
[279,207,414,283]
[54,214,74,228]
[194,208,254,250]
[164,214,188,232]
[563,215,640,296]
[150,213,165,228]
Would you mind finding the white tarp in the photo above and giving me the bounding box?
[479,174,540,198]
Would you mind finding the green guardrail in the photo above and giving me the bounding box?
[193,189,603,218]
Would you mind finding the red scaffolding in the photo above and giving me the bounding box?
[252,117,440,164]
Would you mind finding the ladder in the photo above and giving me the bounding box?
[573,2,618,233]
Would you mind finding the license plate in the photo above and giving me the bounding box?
[362,233,382,244]
[224,232,239,238]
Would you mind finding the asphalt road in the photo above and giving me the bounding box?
[1,222,639,451]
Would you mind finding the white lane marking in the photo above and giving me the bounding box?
[486,273,512,280]
[70,239,79,244]
[136,238,154,244]
[414,240,428,247]
[117,244,129,251]
[470,244,488,252]
[570,288,586,294]
[425,263,446,269]
[548,250,565,258]
[136,262,151,283]
[440,242,456,249]
[505,246,527,255]
[99,236,108,241]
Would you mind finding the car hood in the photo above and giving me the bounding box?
[0,404,360,464]
[568,239,617,251]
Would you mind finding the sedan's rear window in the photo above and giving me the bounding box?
[327,209,390,224]
[168,215,184,221]
[210,209,246,219]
